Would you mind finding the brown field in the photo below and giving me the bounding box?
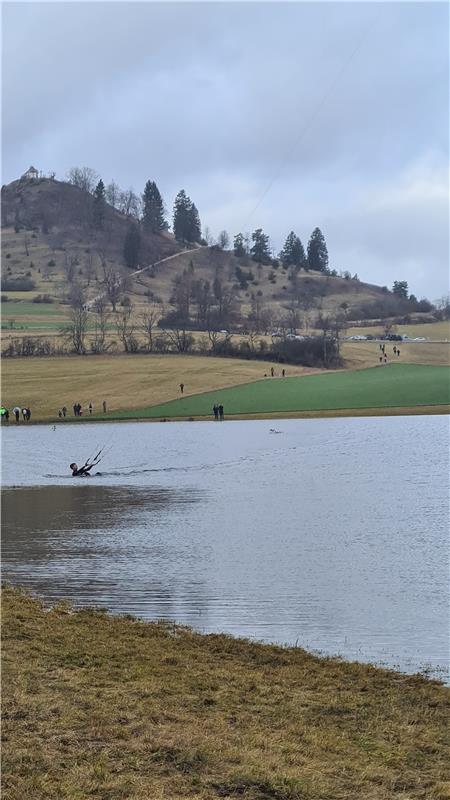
[3,586,450,800]
[1,353,311,420]
[342,340,450,369]
[346,321,450,340]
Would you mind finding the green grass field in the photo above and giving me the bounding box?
[1,301,63,317]
[109,364,450,419]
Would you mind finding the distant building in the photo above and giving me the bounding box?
[21,165,39,181]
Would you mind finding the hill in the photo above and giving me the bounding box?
[1,175,182,284]
[1,174,441,349]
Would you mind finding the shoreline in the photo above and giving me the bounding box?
[3,403,450,426]
[3,586,449,800]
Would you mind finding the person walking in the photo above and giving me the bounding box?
[13,406,20,423]
[213,404,219,420]
[179,383,184,394]
[218,404,224,420]
[102,400,107,413]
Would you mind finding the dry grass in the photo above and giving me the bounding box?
[343,340,450,369]
[346,321,450,340]
[2,586,450,800]
[1,353,311,420]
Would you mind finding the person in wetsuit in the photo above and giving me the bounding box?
[69,461,95,477]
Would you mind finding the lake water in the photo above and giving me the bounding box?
[2,415,449,681]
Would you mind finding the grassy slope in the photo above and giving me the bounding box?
[113,364,450,419]
[3,587,450,800]
[1,354,310,420]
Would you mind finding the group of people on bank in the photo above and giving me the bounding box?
[0,406,31,423]
[58,400,108,418]
[213,404,225,420]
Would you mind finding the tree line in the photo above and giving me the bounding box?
[67,166,332,275]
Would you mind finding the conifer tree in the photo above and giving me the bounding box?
[190,203,202,242]
[93,179,106,229]
[280,231,306,268]
[233,233,246,257]
[123,223,141,269]
[142,180,166,233]
[250,228,271,264]
[307,227,329,272]
[173,190,201,243]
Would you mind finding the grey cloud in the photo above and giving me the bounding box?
[2,1,448,297]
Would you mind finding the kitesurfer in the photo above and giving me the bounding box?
[69,462,95,477]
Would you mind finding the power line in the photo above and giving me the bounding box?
[241,12,380,231]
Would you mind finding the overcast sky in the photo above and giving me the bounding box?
[2,1,449,299]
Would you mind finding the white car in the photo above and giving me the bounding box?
[414,337,426,341]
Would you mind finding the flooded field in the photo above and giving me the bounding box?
[2,415,448,680]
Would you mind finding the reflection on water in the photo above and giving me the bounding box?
[1,415,449,680]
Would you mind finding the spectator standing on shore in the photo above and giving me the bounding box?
[393,345,397,355]
[58,409,63,418]
[219,404,224,420]
[270,367,274,377]
[13,406,20,423]
[62,406,67,417]
[102,400,107,413]
[282,369,286,377]
[88,402,93,415]
[0,407,9,423]
[180,383,184,394]
[397,348,400,357]
[73,403,77,416]
[213,404,219,420]
[25,408,31,421]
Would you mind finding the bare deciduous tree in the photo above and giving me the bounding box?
[67,166,99,194]
[140,304,159,352]
[164,325,194,353]
[90,297,110,353]
[85,253,96,287]
[119,188,141,218]
[61,307,88,354]
[115,304,138,352]
[105,180,121,208]
[217,230,230,250]
[98,253,122,312]
[64,252,79,284]
[203,226,214,246]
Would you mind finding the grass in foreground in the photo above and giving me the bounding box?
[2,586,449,800]
[112,364,450,420]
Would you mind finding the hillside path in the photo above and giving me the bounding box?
[86,244,208,311]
